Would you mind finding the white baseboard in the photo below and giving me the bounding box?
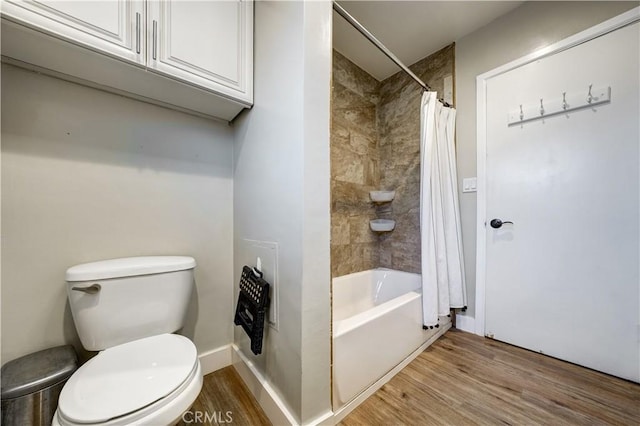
[331,322,451,424]
[198,344,232,376]
[455,314,477,334]
[231,344,299,426]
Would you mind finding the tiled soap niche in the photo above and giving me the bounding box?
[369,191,395,232]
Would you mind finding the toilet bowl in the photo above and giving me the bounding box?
[53,334,202,426]
[54,257,202,426]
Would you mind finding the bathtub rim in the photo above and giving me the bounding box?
[332,268,423,337]
[332,267,422,285]
[333,290,421,337]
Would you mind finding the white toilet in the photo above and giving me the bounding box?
[53,256,203,426]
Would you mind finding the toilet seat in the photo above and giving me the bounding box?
[55,334,202,426]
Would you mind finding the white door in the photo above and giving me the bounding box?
[484,22,639,382]
[2,0,145,64]
[147,0,252,103]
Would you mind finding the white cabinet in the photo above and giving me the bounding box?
[148,0,252,103]
[2,0,145,65]
[1,0,253,120]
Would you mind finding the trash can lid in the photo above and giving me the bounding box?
[1,345,78,399]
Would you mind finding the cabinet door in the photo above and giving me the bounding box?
[147,0,253,104]
[2,0,145,65]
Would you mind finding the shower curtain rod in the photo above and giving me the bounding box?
[332,1,453,107]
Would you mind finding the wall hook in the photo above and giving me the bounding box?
[508,85,611,126]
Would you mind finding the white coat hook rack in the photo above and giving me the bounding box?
[508,84,611,126]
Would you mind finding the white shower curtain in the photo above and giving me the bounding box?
[420,91,467,328]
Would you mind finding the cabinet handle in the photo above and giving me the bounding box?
[135,12,141,54]
[152,20,157,60]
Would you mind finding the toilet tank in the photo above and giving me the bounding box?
[66,256,196,351]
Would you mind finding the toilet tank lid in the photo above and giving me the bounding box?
[66,256,196,282]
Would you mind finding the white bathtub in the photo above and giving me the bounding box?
[332,268,450,410]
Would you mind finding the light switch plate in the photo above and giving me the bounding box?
[240,239,279,329]
[463,177,477,193]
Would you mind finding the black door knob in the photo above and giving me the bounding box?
[490,219,513,229]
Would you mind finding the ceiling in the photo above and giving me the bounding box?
[333,1,524,81]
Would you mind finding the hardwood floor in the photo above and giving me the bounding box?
[182,331,639,425]
[341,329,640,425]
[176,366,271,426]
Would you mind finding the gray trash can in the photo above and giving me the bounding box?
[1,345,78,426]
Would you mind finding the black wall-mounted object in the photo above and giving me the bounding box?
[234,266,270,355]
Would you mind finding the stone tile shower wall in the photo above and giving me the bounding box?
[331,51,381,278]
[331,46,454,277]
[378,44,455,273]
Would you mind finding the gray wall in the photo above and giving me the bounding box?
[456,1,639,319]
[1,64,234,363]
[233,1,332,423]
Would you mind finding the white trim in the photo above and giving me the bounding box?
[305,410,335,426]
[198,344,232,376]
[454,314,476,334]
[331,323,450,424]
[475,71,488,337]
[475,7,640,337]
[231,344,299,426]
